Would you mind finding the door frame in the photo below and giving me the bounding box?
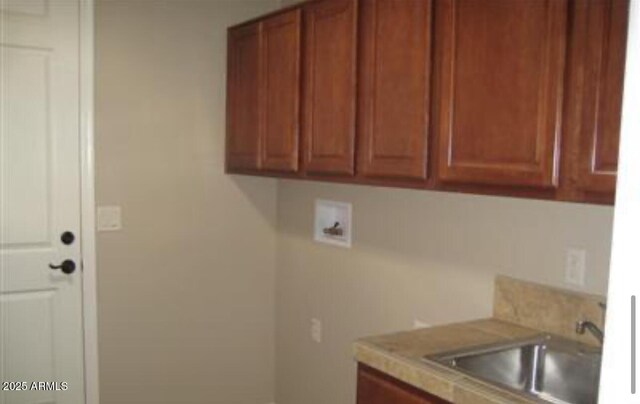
[80,0,100,403]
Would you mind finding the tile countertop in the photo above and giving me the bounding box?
[353,277,606,403]
[354,318,543,403]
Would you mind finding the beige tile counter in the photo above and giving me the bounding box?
[353,277,606,403]
[354,319,542,403]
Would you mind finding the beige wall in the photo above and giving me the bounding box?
[95,2,615,404]
[95,1,280,403]
[275,181,613,404]
[273,4,613,404]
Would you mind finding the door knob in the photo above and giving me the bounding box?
[49,260,76,274]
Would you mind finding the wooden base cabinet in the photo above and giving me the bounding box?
[357,364,451,404]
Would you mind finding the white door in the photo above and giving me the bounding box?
[0,0,85,403]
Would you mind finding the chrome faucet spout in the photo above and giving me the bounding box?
[575,321,604,345]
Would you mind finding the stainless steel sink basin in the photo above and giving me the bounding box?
[425,335,601,404]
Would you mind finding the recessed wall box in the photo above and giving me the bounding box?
[314,199,352,248]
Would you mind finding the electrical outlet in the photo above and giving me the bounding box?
[413,319,431,329]
[310,318,322,343]
[565,248,587,287]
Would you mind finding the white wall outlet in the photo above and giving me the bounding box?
[565,248,587,287]
[413,319,431,329]
[310,318,322,343]
[96,205,122,232]
[314,199,352,248]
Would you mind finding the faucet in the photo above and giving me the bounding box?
[575,302,606,345]
[576,321,604,344]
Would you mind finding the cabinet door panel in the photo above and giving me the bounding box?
[357,365,450,404]
[576,0,628,193]
[358,0,432,180]
[226,23,262,171]
[262,10,302,172]
[303,0,357,175]
[435,0,567,188]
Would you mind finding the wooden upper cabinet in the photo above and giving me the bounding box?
[262,10,302,172]
[303,0,358,176]
[226,10,301,173]
[357,0,432,181]
[575,0,628,194]
[225,0,626,204]
[357,364,451,404]
[226,22,262,171]
[435,0,568,188]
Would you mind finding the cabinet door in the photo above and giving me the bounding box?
[226,23,262,171]
[576,0,628,194]
[262,10,302,172]
[358,0,432,180]
[303,0,357,175]
[435,0,568,188]
[357,365,450,404]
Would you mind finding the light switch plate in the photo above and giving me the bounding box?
[314,199,352,248]
[97,206,122,232]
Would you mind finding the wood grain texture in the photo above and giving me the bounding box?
[435,0,568,188]
[226,22,262,171]
[357,364,452,404]
[302,0,358,175]
[575,0,628,194]
[262,9,302,172]
[225,0,626,205]
[357,0,432,180]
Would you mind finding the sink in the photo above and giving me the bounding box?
[425,335,602,404]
